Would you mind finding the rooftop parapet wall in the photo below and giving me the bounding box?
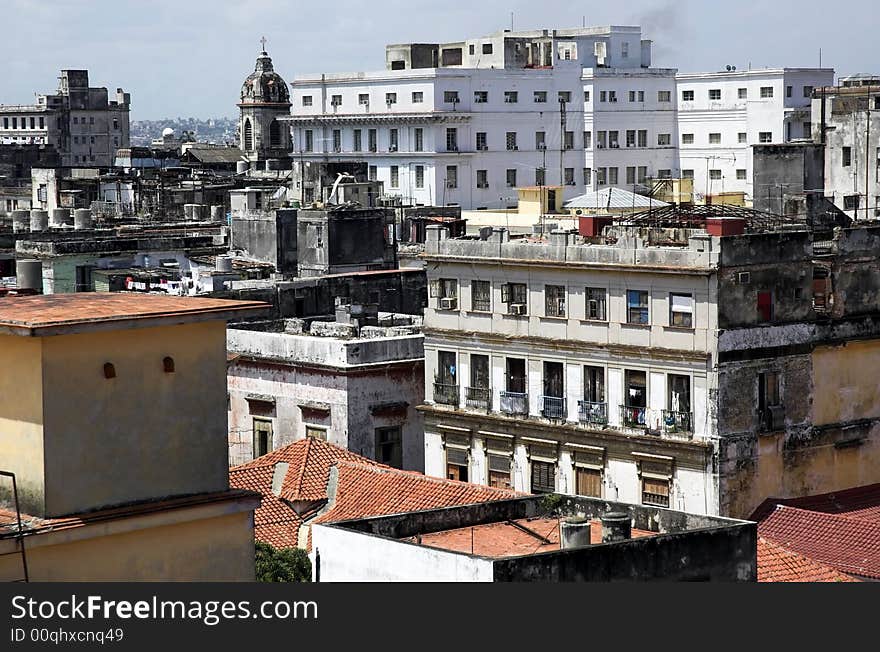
[227,328,424,368]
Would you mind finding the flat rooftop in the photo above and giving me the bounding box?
[404,517,654,559]
[0,293,269,336]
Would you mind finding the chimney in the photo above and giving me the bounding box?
[601,511,632,543]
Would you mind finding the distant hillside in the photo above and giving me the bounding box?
[130,117,238,147]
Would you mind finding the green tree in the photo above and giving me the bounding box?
[255,541,312,582]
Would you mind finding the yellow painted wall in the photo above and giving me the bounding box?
[40,320,230,517]
[0,511,255,581]
[812,340,880,425]
[0,335,45,515]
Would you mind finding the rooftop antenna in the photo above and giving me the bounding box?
[510,11,514,31]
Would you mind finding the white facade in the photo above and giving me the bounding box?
[282,26,833,209]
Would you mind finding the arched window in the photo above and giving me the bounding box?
[269,119,281,148]
[243,118,253,151]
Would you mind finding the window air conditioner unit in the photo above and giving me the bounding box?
[439,297,458,310]
[510,303,527,315]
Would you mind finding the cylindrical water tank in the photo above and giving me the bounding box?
[215,256,233,273]
[15,259,43,292]
[210,205,224,222]
[50,208,70,228]
[29,210,48,232]
[12,210,30,233]
[74,208,93,230]
[560,516,593,550]
[601,512,632,544]
[236,161,249,174]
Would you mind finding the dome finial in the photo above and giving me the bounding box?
[260,35,268,55]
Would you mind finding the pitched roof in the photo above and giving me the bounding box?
[229,438,517,551]
[757,537,857,582]
[750,483,880,523]
[758,506,880,579]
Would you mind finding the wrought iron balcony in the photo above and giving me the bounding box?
[540,396,567,420]
[433,382,459,407]
[620,405,648,428]
[578,401,608,426]
[661,410,693,437]
[500,391,529,416]
[465,386,491,411]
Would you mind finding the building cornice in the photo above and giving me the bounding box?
[421,253,715,276]
[280,113,472,126]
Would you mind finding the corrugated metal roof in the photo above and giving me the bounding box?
[564,187,669,210]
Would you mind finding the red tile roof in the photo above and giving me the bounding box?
[0,293,268,335]
[750,483,880,524]
[758,506,880,579]
[229,438,517,551]
[757,537,857,583]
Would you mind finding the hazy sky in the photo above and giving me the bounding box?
[2,0,877,120]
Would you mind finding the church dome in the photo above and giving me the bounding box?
[239,49,290,106]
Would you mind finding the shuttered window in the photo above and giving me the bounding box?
[642,477,670,507]
[446,444,469,482]
[531,460,556,494]
[487,453,512,490]
[576,468,602,498]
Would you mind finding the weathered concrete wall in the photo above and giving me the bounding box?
[40,321,229,517]
[231,208,297,274]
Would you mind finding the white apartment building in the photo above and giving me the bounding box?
[0,70,130,168]
[281,26,833,210]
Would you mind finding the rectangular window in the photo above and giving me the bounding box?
[584,366,605,404]
[253,418,273,458]
[506,131,517,151]
[658,133,671,146]
[558,91,571,103]
[471,280,491,312]
[843,194,859,211]
[596,131,606,149]
[608,91,617,103]
[545,285,566,317]
[658,90,671,102]
[535,131,546,150]
[375,427,402,468]
[759,131,773,143]
[757,291,773,322]
[608,167,618,185]
[576,468,602,498]
[737,169,747,180]
[583,167,591,185]
[304,130,314,152]
[487,452,512,490]
[390,165,399,188]
[330,94,342,107]
[738,87,748,99]
[642,477,670,507]
[709,132,721,144]
[583,131,592,148]
[476,169,488,188]
[709,88,721,100]
[682,133,694,144]
[332,129,341,151]
[368,165,377,181]
[803,85,814,98]
[596,167,607,185]
[368,128,377,151]
[482,43,493,54]
[353,129,362,151]
[682,169,694,179]
[537,167,546,186]
[682,90,694,101]
[385,92,397,105]
[502,282,527,314]
[415,165,425,188]
[760,86,774,98]
[444,91,459,104]
[358,93,369,105]
[504,90,518,103]
[786,85,793,98]
[670,293,694,328]
[637,130,647,148]
[446,128,458,151]
[476,132,487,151]
[609,131,620,148]
[506,168,517,187]
[626,166,636,185]
[586,287,607,320]
[583,90,591,102]
[627,290,649,324]
[637,166,647,184]
[600,91,607,103]
[414,127,423,152]
[389,128,399,151]
[626,130,636,148]
[534,90,547,103]
[842,147,852,167]
[563,131,574,150]
[564,167,574,186]
[474,90,488,103]
[531,460,556,494]
[709,169,722,180]
[738,132,748,144]
[446,446,468,482]
[412,91,423,103]
[657,169,671,179]
[446,165,458,188]
[803,121,811,138]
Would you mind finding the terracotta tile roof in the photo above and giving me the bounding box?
[229,438,517,551]
[757,537,857,582]
[750,483,880,524]
[405,518,655,559]
[758,506,880,579]
[0,293,268,334]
